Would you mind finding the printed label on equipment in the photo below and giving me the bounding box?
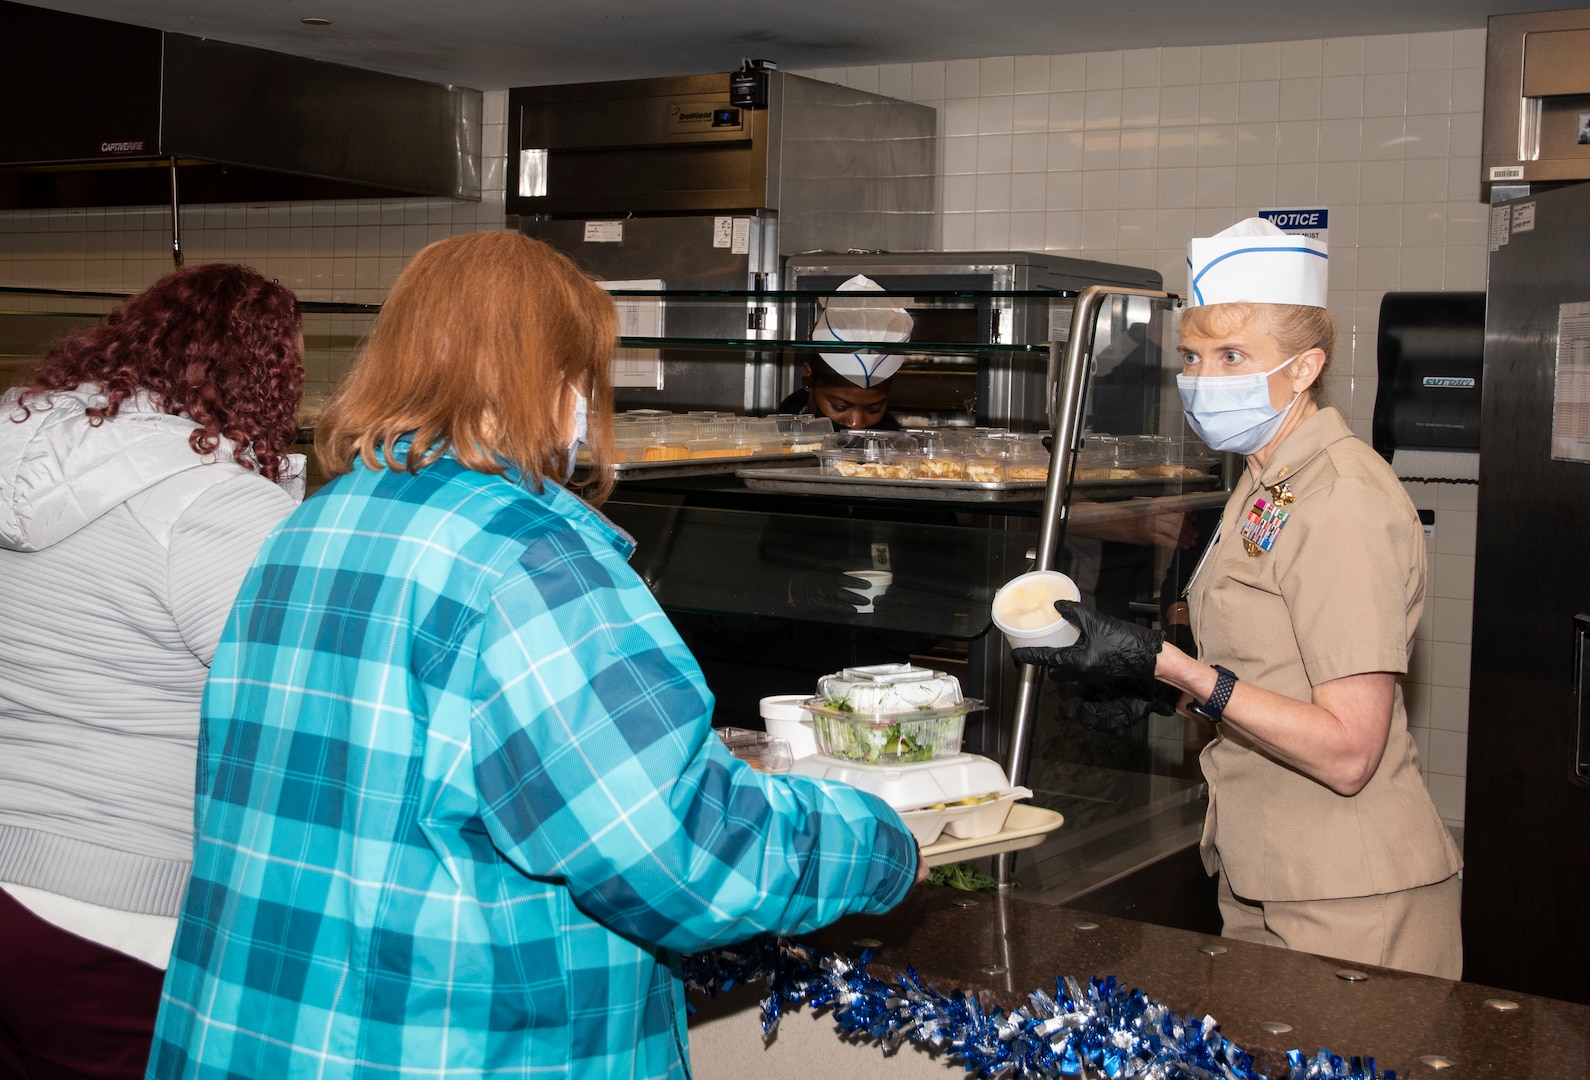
[1489,205,1510,252]
[713,217,733,248]
[584,221,624,244]
[1512,203,1536,233]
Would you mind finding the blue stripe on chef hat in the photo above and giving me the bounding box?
[1189,244,1329,306]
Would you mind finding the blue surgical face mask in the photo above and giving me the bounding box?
[561,392,588,482]
[1176,356,1301,455]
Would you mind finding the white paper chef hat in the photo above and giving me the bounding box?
[1186,217,1328,309]
[811,274,914,387]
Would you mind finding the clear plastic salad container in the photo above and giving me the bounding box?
[803,663,983,765]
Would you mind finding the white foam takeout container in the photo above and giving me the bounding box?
[788,752,1030,845]
[897,788,1034,846]
[992,569,1082,650]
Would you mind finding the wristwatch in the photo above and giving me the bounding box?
[1189,665,1238,724]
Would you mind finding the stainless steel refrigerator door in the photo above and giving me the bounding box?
[1466,181,1590,1005]
[520,215,781,414]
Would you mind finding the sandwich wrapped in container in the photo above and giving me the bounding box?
[802,663,984,766]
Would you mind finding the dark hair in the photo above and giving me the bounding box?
[807,359,894,393]
[17,264,304,481]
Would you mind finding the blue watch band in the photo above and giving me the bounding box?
[1191,665,1237,724]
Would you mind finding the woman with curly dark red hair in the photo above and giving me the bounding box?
[0,263,304,1079]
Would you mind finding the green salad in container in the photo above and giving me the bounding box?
[804,665,982,765]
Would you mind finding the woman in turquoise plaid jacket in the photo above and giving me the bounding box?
[147,230,922,1079]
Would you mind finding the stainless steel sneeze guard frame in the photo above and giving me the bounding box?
[995,284,1181,885]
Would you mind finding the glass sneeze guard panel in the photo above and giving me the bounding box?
[605,499,1032,642]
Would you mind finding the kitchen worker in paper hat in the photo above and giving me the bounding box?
[777,275,912,430]
[1014,216,1463,978]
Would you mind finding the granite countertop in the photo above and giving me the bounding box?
[790,885,1590,1078]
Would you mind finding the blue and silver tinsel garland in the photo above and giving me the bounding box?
[683,936,1395,1080]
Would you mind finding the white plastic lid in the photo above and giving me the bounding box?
[759,694,813,722]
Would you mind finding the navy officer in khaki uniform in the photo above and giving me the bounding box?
[1015,218,1462,978]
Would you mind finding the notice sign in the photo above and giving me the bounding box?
[1258,207,1328,245]
[1552,300,1590,463]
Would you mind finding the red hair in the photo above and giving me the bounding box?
[316,231,618,503]
[16,264,304,481]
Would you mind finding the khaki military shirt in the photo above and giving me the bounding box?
[1189,407,1462,901]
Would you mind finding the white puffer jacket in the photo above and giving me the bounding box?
[0,385,296,925]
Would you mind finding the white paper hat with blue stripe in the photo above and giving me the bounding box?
[810,274,914,387]
[1186,217,1328,309]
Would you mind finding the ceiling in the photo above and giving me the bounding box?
[16,0,1586,89]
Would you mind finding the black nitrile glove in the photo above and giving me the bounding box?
[1010,600,1164,682]
[787,570,866,615]
[1067,678,1178,735]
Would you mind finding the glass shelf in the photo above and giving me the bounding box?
[599,288,1081,299]
[605,499,1032,642]
[615,336,1047,354]
[0,286,378,402]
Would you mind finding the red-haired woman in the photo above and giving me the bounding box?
[147,232,920,1079]
[0,263,304,1079]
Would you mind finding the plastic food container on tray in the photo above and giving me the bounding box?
[789,752,1030,845]
[898,788,1034,845]
[715,727,794,774]
[815,430,920,480]
[802,663,984,765]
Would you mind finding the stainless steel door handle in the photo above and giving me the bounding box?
[1575,614,1590,785]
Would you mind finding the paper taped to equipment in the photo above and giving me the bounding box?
[598,279,665,389]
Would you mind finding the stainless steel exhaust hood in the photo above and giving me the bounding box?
[0,0,481,210]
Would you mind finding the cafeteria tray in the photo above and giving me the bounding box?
[736,467,1046,502]
[601,451,816,481]
[919,804,1064,868]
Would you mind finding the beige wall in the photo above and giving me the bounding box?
[0,30,1480,828]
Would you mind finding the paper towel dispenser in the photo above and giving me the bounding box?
[1372,291,1485,459]
[1482,7,1590,189]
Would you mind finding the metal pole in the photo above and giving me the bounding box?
[169,158,184,268]
[994,284,1178,887]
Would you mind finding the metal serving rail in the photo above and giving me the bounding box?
[994,284,1182,886]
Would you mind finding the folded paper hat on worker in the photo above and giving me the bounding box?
[811,274,914,387]
[1186,217,1328,309]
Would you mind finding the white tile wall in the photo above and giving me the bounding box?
[1399,481,1479,828]
[802,28,1489,454]
[806,29,1484,827]
[0,39,1483,823]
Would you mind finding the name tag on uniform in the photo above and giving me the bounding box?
[1241,496,1288,556]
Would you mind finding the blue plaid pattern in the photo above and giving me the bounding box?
[148,453,917,1079]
